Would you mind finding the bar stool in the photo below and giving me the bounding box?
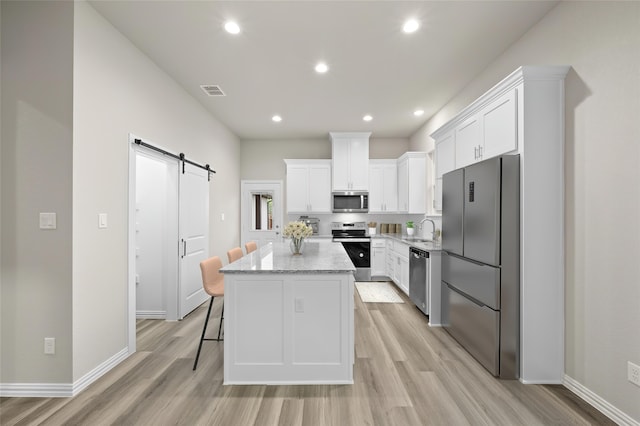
[227,247,243,263]
[192,256,224,371]
[245,241,257,254]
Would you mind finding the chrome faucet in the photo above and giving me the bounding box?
[418,216,436,240]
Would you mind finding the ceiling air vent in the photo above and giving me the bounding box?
[200,85,226,97]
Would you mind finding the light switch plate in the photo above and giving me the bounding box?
[98,213,108,229]
[44,337,55,355]
[39,212,57,230]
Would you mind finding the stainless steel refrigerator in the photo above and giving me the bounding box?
[441,155,519,379]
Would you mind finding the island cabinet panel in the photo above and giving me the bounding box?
[293,280,343,364]
[233,280,285,364]
[224,272,354,385]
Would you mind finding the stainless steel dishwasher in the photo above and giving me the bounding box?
[409,247,429,315]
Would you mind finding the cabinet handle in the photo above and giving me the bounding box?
[474,146,478,159]
[479,145,483,158]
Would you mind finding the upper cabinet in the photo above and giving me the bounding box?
[369,160,398,213]
[284,159,331,213]
[454,114,482,169]
[397,152,427,214]
[432,76,521,210]
[330,132,370,191]
[481,89,517,159]
[434,130,456,211]
[453,88,518,169]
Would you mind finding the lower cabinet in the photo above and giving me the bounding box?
[388,239,410,295]
[371,238,387,277]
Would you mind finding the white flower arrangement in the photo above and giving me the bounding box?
[283,221,313,254]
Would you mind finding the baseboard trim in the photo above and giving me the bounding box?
[0,347,130,398]
[563,374,639,426]
[72,347,130,396]
[136,310,166,319]
[0,382,73,398]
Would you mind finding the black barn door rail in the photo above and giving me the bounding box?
[134,138,216,180]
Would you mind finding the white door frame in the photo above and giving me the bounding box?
[240,180,283,249]
[127,133,181,353]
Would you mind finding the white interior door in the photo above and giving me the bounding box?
[179,162,210,318]
[241,181,283,249]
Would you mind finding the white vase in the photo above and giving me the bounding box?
[406,228,414,236]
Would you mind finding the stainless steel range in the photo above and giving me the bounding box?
[331,222,370,281]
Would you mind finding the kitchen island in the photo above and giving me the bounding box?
[220,240,356,385]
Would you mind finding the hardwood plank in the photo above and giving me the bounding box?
[0,291,616,426]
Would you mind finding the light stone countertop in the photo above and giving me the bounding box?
[220,240,356,274]
[374,233,442,252]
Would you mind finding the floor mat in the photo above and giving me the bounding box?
[355,281,404,303]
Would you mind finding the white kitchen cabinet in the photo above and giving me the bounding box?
[430,65,570,382]
[434,178,443,211]
[397,152,427,214]
[369,160,398,213]
[481,88,517,159]
[387,239,409,295]
[385,239,394,279]
[284,159,331,213]
[448,88,519,171]
[394,241,410,295]
[454,115,481,169]
[434,130,455,211]
[432,89,517,211]
[435,130,455,179]
[330,132,370,191]
[371,238,387,277]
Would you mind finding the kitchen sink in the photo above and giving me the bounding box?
[402,237,433,243]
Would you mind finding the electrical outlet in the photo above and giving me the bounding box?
[629,361,640,387]
[44,337,55,355]
[295,298,304,313]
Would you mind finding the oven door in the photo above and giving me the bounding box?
[334,238,371,281]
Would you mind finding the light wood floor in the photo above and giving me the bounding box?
[1,289,613,425]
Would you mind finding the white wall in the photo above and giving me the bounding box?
[1,1,74,384]
[410,2,640,422]
[241,137,410,181]
[71,2,241,381]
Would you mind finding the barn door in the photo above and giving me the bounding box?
[179,162,210,318]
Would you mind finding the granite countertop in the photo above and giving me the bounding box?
[220,240,356,274]
[373,233,442,252]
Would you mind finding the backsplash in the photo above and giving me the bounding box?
[287,213,441,239]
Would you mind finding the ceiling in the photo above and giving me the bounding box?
[89,1,559,140]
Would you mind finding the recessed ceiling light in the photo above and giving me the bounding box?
[315,62,329,73]
[224,21,240,34]
[403,19,419,33]
[272,115,282,122]
[363,115,373,122]
[414,109,424,116]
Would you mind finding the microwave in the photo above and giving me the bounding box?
[332,191,368,213]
